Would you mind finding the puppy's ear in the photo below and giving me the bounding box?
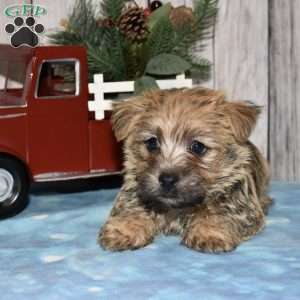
[111,97,147,141]
[223,101,261,143]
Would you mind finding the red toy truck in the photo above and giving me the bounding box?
[0,45,122,219]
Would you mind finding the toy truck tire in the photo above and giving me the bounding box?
[0,156,29,219]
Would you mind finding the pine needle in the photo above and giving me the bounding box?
[49,0,218,82]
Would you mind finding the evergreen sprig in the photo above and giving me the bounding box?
[49,0,218,90]
[172,0,218,58]
[143,17,175,61]
[49,0,103,47]
[100,0,128,22]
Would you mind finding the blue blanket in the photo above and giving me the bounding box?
[0,182,299,300]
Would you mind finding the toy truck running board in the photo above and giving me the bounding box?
[34,170,123,182]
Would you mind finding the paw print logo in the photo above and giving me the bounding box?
[5,16,44,48]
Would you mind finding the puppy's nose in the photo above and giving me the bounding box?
[159,173,178,191]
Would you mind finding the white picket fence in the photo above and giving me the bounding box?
[88,74,193,120]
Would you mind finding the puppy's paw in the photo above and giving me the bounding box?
[181,226,238,253]
[98,215,155,251]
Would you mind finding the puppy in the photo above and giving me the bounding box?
[98,88,271,253]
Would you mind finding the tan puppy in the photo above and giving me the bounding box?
[98,88,271,253]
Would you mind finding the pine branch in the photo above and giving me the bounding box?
[172,0,218,56]
[49,31,84,46]
[194,0,218,42]
[143,17,176,62]
[87,43,116,82]
[49,0,104,47]
[100,0,127,22]
[102,27,127,80]
[49,0,218,83]
[188,56,212,81]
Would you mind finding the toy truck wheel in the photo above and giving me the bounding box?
[0,157,29,219]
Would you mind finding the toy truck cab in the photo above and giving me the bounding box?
[0,45,122,218]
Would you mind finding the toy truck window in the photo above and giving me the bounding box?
[36,60,79,98]
[0,60,27,107]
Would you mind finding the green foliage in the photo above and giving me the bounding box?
[134,76,159,95]
[147,3,172,30]
[195,0,218,41]
[101,27,127,80]
[188,57,212,82]
[100,0,127,22]
[146,54,191,76]
[86,45,110,81]
[172,0,218,58]
[49,0,103,47]
[143,17,175,61]
[49,0,218,92]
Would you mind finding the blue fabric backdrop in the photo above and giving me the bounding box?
[0,181,299,300]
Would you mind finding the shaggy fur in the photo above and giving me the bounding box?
[98,88,271,253]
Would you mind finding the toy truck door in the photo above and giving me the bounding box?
[28,54,89,177]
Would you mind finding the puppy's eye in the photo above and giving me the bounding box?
[144,137,159,152]
[190,140,207,156]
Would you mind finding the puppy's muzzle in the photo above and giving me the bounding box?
[159,172,178,192]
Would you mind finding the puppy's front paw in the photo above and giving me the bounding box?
[181,225,238,253]
[98,215,155,251]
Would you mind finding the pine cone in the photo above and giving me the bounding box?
[118,7,149,42]
[169,6,195,29]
